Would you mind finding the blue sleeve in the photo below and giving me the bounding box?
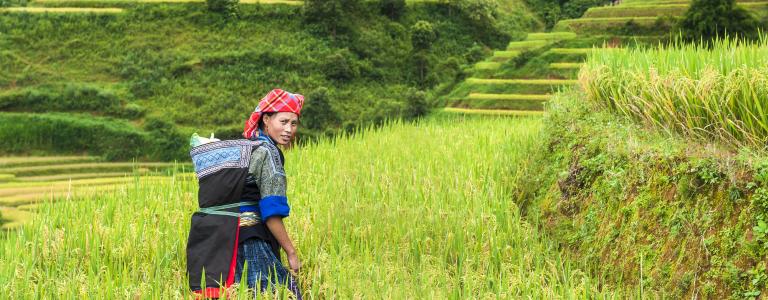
[260,195,290,220]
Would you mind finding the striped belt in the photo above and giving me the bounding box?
[198,201,261,227]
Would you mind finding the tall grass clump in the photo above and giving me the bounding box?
[0,116,627,298]
[580,36,768,151]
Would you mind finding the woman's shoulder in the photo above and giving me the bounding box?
[250,141,284,169]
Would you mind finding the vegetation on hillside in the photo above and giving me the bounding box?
[581,37,768,150]
[0,1,538,160]
[677,0,760,41]
[0,115,632,298]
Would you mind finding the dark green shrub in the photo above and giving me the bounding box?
[301,87,340,132]
[207,0,239,18]
[143,117,187,161]
[324,48,361,81]
[380,0,405,20]
[404,89,428,119]
[0,84,132,118]
[562,0,610,19]
[411,20,437,51]
[0,113,148,160]
[677,0,759,42]
[303,0,362,38]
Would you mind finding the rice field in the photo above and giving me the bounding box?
[467,78,578,85]
[525,32,578,41]
[553,17,662,33]
[0,6,123,13]
[580,37,768,149]
[468,93,551,101]
[0,116,634,298]
[550,62,583,69]
[0,157,185,229]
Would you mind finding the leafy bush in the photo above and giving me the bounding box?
[207,0,239,18]
[301,86,340,133]
[323,49,361,81]
[677,0,759,42]
[0,84,142,119]
[561,0,610,19]
[380,0,406,20]
[0,113,148,160]
[143,117,187,161]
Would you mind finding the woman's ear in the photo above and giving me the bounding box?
[262,114,271,124]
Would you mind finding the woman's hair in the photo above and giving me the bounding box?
[258,112,277,130]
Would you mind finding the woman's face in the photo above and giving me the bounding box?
[263,112,299,146]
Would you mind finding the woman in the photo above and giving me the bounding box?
[187,88,303,299]
[237,89,303,297]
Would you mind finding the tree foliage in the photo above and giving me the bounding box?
[677,0,759,41]
[206,0,239,18]
[380,0,406,20]
[303,0,361,39]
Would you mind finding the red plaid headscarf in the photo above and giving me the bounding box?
[243,89,305,139]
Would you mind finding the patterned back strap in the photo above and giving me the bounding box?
[198,201,259,217]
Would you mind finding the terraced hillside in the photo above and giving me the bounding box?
[443,0,768,116]
[0,156,188,230]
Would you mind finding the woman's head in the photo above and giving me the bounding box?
[243,89,305,142]
[259,112,299,146]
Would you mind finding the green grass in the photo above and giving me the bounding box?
[468,93,551,101]
[0,7,124,13]
[506,40,549,50]
[13,171,149,182]
[0,116,632,298]
[553,17,671,34]
[526,32,578,41]
[550,62,583,69]
[474,61,502,70]
[581,37,768,149]
[443,107,544,116]
[492,50,521,59]
[584,2,768,18]
[0,174,13,183]
[467,78,578,85]
[0,156,101,168]
[2,162,182,176]
[0,207,31,230]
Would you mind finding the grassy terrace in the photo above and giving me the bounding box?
[443,107,544,116]
[584,2,768,18]
[0,7,124,12]
[466,78,578,85]
[554,17,662,33]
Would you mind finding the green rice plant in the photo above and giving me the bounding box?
[584,4,689,18]
[553,17,669,34]
[580,36,768,150]
[550,62,584,69]
[491,50,520,59]
[2,162,183,176]
[0,207,31,230]
[549,48,616,55]
[507,40,549,50]
[467,78,578,85]
[0,174,13,183]
[468,93,551,101]
[443,107,544,116]
[474,61,501,70]
[526,32,578,41]
[0,7,124,13]
[14,171,148,182]
[0,156,101,168]
[0,117,630,298]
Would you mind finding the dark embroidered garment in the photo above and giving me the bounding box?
[187,139,263,295]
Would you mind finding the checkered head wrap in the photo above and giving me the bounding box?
[243,89,305,139]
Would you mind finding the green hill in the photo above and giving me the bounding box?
[0,1,538,160]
